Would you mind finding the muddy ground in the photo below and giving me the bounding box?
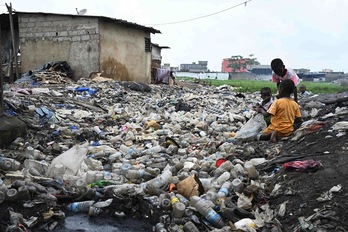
[257,96,348,231]
[1,86,348,231]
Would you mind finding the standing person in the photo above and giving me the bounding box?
[169,71,176,86]
[256,79,302,143]
[256,87,273,126]
[271,58,300,103]
[298,84,311,98]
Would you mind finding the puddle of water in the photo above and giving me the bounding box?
[53,214,153,232]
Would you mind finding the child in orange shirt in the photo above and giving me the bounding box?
[257,79,302,142]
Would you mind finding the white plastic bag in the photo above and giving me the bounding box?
[46,142,89,178]
[235,113,267,140]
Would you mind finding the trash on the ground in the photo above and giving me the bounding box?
[283,159,323,173]
[1,65,348,231]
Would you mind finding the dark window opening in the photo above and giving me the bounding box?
[145,37,151,52]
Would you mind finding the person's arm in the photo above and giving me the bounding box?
[294,116,303,130]
[276,82,280,89]
[275,82,281,99]
[256,106,271,116]
[293,86,298,103]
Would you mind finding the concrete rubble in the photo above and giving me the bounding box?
[0,66,348,231]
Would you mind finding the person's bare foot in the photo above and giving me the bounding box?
[270,131,278,143]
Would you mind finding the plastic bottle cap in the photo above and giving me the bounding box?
[216,158,227,168]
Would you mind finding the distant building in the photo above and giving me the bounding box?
[322,69,333,73]
[294,68,310,74]
[151,43,170,83]
[151,43,169,68]
[180,61,208,72]
[297,73,325,82]
[161,63,179,71]
[161,63,171,70]
[248,65,272,75]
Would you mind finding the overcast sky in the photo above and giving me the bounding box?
[2,0,348,72]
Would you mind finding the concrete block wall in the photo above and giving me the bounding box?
[18,14,100,80]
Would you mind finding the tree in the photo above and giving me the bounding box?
[228,54,260,72]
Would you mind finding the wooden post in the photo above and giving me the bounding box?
[6,3,19,83]
[0,24,3,117]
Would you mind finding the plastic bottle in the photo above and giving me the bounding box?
[146,167,161,176]
[153,129,171,136]
[0,191,5,204]
[244,161,259,180]
[80,186,99,200]
[86,171,96,184]
[108,152,122,162]
[112,184,141,196]
[170,162,184,175]
[159,194,171,210]
[88,206,102,216]
[215,171,231,185]
[146,170,172,189]
[219,160,234,171]
[95,172,104,182]
[53,164,64,180]
[92,126,105,138]
[177,149,187,156]
[232,178,244,193]
[17,186,30,200]
[183,221,200,232]
[0,157,20,171]
[93,198,113,208]
[169,192,179,205]
[169,192,185,218]
[168,223,184,232]
[6,188,18,202]
[67,200,95,212]
[172,201,185,218]
[101,170,110,180]
[0,179,8,195]
[120,145,138,157]
[176,193,190,207]
[217,182,231,198]
[144,145,162,155]
[190,196,225,229]
[154,223,168,232]
[205,188,217,203]
[125,169,148,180]
[217,182,231,210]
[85,158,103,171]
[75,178,87,190]
[144,195,159,206]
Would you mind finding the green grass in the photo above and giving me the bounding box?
[177,77,348,94]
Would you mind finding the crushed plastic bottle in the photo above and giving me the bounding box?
[183,221,200,232]
[190,195,225,229]
[244,161,259,180]
[67,200,95,213]
[92,126,105,138]
[145,170,172,189]
[120,144,138,157]
[0,157,20,171]
[93,198,113,208]
[154,222,168,232]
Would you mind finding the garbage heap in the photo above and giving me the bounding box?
[0,73,348,232]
